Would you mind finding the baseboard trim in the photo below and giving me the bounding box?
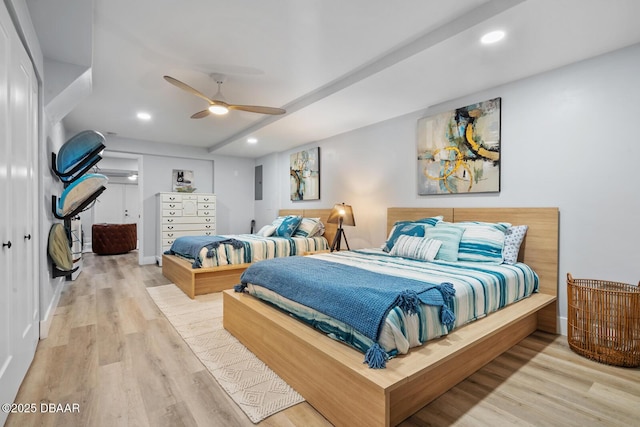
[141,255,157,265]
[39,279,64,339]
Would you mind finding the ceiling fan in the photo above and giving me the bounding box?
[163,74,286,118]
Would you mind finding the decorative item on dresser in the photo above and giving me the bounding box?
[156,192,216,266]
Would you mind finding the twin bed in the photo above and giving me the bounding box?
[222,207,559,426]
[161,209,337,298]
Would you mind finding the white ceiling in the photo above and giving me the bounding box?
[30,0,640,158]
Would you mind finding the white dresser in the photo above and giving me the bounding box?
[156,192,216,265]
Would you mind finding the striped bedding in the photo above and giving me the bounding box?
[244,248,538,360]
[176,234,329,268]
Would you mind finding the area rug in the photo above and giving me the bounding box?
[146,284,304,423]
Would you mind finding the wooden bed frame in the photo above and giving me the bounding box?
[162,209,336,298]
[223,207,559,426]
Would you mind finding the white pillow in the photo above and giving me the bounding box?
[389,235,442,262]
[503,225,528,264]
[256,225,276,237]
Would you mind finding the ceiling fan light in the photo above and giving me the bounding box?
[209,104,229,115]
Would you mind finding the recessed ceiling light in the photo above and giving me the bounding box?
[247,137,258,144]
[481,30,505,45]
[137,112,151,120]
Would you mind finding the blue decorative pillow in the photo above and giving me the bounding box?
[413,216,443,227]
[503,225,528,264]
[457,221,510,264]
[382,216,443,252]
[383,222,425,252]
[424,223,464,262]
[274,215,302,238]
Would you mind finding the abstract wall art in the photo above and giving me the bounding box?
[417,97,501,195]
[290,147,320,201]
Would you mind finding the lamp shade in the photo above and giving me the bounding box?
[326,203,355,226]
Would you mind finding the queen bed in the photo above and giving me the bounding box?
[162,209,336,298]
[223,207,559,426]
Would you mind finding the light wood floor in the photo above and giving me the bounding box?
[7,252,639,427]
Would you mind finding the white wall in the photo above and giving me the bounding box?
[256,43,640,334]
[39,121,67,333]
[105,136,255,264]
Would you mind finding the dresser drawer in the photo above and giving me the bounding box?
[198,202,215,210]
[161,216,215,225]
[161,193,182,202]
[162,229,215,239]
[162,202,182,210]
[198,210,215,217]
[198,195,215,202]
[162,209,182,217]
[162,223,215,232]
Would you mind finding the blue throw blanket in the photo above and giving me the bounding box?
[165,235,244,268]
[236,256,455,368]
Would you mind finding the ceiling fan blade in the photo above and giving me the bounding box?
[190,109,211,119]
[228,104,286,115]
[164,75,214,103]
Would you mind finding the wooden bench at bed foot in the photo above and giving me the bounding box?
[162,254,250,299]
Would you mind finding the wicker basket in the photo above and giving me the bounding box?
[567,273,640,367]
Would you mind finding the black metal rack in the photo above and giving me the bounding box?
[49,131,107,279]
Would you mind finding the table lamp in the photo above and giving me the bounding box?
[326,203,355,251]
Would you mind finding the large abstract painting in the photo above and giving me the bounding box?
[290,147,320,201]
[417,97,501,195]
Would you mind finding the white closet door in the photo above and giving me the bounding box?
[0,5,14,412]
[0,3,39,420]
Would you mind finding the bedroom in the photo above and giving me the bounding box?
[1,0,639,426]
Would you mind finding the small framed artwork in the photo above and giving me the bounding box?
[417,97,501,195]
[172,169,196,193]
[290,147,320,201]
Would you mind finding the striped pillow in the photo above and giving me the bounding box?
[293,217,322,237]
[457,221,510,263]
[389,235,442,262]
[382,216,443,252]
[425,223,464,262]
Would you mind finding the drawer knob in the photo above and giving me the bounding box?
[2,241,11,249]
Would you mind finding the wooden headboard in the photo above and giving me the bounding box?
[388,207,559,332]
[278,209,337,249]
